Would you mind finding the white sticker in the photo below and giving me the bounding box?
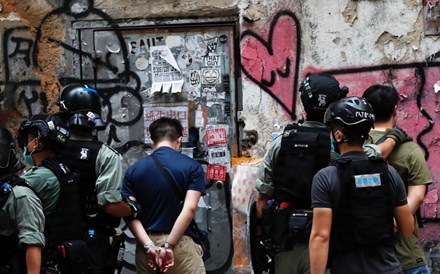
[207,146,229,165]
[171,80,184,93]
[177,51,194,70]
[135,56,149,70]
[204,55,221,67]
[151,83,162,94]
[195,105,204,128]
[189,70,201,88]
[162,82,172,93]
[201,68,221,85]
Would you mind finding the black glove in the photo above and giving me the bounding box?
[384,127,412,145]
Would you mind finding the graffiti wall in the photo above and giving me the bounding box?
[0,1,238,273]
[3,0,440,272]
[240,6,440,219]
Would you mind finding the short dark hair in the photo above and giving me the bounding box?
[362,85,399,122]
[149,117,183,143]
[332,121,368,147]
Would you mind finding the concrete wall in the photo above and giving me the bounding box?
[1,0,440,272]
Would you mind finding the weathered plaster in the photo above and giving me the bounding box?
[342,0,357,26]
[375,10,424,62]
[35,14,64,112]
[95,0,240,18]
[0,0,53,28]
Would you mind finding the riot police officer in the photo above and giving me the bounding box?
[0,126,44,274]
[57,84,138,273]
[17,113,87,273]
[309,97,414,274]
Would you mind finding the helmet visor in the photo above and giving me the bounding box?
[0,142,11,168]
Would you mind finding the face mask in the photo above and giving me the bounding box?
[331,130,341,155]
[23,147,35,166]
[23,138,37,166]
[331,141,340,156]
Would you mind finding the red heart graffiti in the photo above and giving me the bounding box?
[240,10,301,118]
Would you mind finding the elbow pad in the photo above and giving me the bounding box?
[123,196,142,221]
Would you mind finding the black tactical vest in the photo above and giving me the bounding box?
[40,158,84,244]
[331,157,395,251]
[0,174,30,274]
[61,140,120,229]
[272,124,331,209]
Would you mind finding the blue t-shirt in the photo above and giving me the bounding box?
[121,146,206,237]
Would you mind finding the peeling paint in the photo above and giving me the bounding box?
[375,30,421,62]
[1,0,53,28]
[342,1,357,26]
[0,12,21,21]
[243,2,264,22]
[340,51,347,61]
[35,14,65,113]
[404,0,419,6]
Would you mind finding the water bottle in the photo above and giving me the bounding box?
[88,229,95,238]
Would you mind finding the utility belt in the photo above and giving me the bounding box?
[261,200,313,256]
[42,229,126,274]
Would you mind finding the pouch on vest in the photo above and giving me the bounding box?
[57,240,91,274]
[288,209,313,242]
[83,230,113,273]
[262,202,292,255]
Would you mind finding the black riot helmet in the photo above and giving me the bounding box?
[324,96,375,140]
[58,84,105,130]
[18,113,70,153]
[300,73,349,121]
[0,127,25,175]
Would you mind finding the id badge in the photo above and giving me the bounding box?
[354,173,381,188]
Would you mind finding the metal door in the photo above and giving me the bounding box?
[79,21,237,273]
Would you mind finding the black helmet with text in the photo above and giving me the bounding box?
[58,84,105,130]
[324,96,375,141]
[299,73,349,121]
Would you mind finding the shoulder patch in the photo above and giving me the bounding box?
[78,147,91,160]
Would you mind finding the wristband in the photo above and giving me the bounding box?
[143,241,155,251]
[163,242,175,250]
